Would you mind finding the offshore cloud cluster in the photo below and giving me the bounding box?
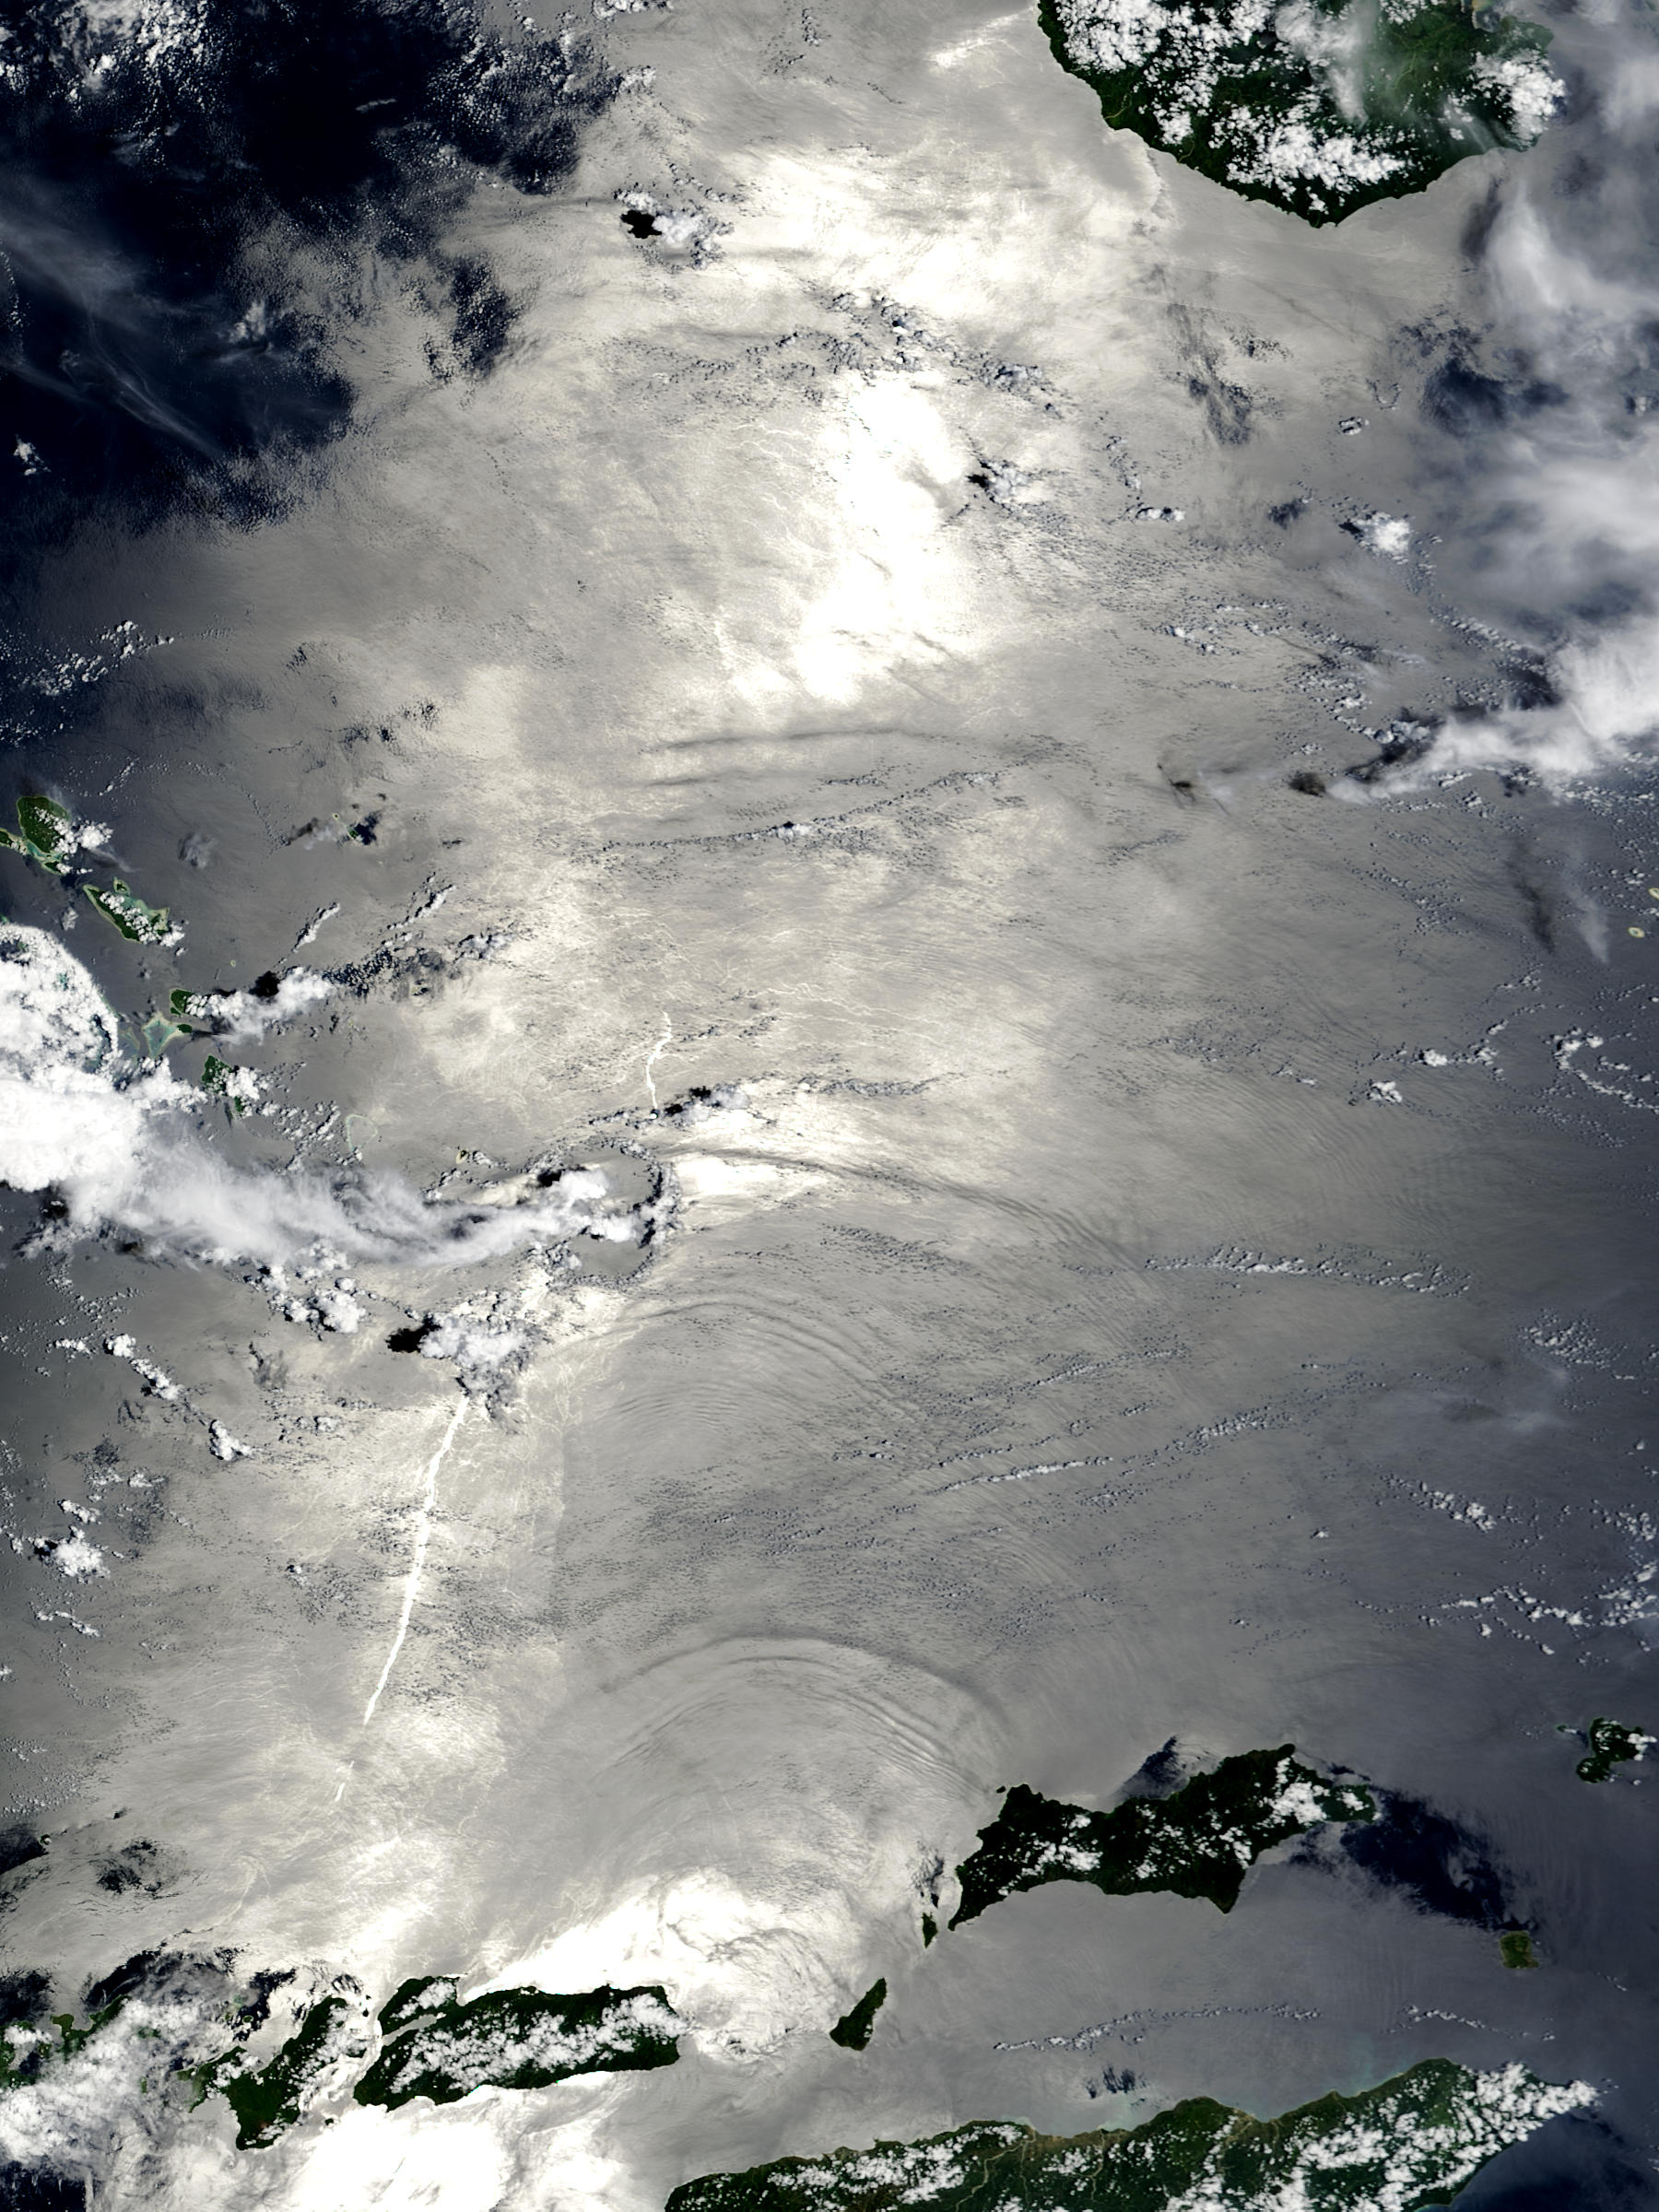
[0,922,659,1275]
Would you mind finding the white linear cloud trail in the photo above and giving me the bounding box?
[361,1394,467,1727]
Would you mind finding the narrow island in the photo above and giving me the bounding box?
[950,1746,1373,1926]
[352,1978,684,2112]
[84,880,174,946]
[665,2058,1593,2212]
[0,1992,125,2089]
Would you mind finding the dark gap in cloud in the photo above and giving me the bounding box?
[1501,657,1564,712]
[1422,356,1570,438]
[1550,148,1602,199]
[0,2163,83,2211]
[81,1947,166,2014]
[1461,182,1505,263]
[1509,848,1559,948]
[0,1969,50,2023]
[94,1838,163,1894]
[436,252,517,378]
[0,1829,47,1880]
[0,0,608,583]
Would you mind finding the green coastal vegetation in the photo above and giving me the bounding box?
[0,793,175,943]
[352,1980,684,2112]
[950,1747,1373,1926]
[194,1991,371,2149]
[0,1995,125,2088]
[83,880,173,945]
[665,2059,1594,2212]
[0,1922,1591,2206]
[0,1967,682,2154]
[0,1733,1578,2201]
[1039,0,1560,225]
[202,1054,255,1114]
[0,794,77,872]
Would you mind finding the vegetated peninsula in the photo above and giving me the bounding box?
[194,1988,372,2149]
[665,2060,1594,2212]
[352,1979,683,2112]
[1040,0,1560,224]
[950,1746,1373,1927]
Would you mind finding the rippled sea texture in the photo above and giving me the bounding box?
[0,0,1655,2205]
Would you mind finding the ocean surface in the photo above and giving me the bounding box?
[0,0,1654,2204]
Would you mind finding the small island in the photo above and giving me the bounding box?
[829,1981,888,2052]
[0,794,82,874]
[1041,0,1560,225]
[950,1746,1373,1926]
[1573,1718,1654,1784]
[666,2059,1593,2212]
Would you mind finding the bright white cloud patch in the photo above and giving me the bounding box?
[0,924,659,1273]
[1350,512,1413,559]
[33,1529,105,1579]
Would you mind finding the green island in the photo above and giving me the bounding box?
[0,794,175,943]
[0,794,80,873]
[1040,0,1559,226]
[84,880,173,946]
[1499,1931,1538,1971]
[194,1988,371,2149]
[829,1980,888,2052]
[949,1747,1373,1927]
[665,2059,1594,2212]
[353,1980,684,2112]
[0,1962,682,2153]
[1572,1717,1654,1784]
[202,1054,258,1115]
